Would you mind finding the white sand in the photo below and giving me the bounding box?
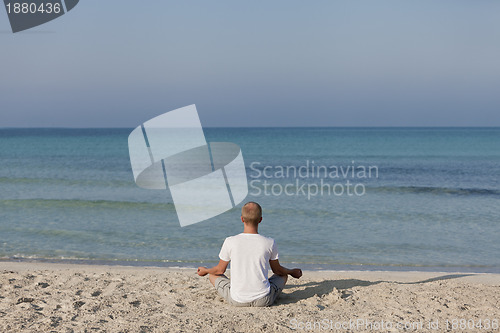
[1,262,499,332]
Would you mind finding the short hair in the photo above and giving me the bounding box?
[241,201,262,225]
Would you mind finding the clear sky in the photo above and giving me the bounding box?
[1,0,500,127]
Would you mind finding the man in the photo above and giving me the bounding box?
[197,201,302,307]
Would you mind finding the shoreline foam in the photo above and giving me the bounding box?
[2,257,499,274]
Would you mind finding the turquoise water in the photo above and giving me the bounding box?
[0,128,499,271]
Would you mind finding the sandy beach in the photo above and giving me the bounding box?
[0,262,499,332]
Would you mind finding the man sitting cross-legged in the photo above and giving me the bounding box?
[197,201,302,307]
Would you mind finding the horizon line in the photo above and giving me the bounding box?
[1,125,500,129]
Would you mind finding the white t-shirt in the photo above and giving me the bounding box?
[218,233,279,303]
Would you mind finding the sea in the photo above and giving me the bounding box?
[0,128,499,272]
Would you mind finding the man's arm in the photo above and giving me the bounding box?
[269,259,302,278]
[197,259,229,276]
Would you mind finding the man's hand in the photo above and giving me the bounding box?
[197,267,209,276]
[290,268,302,279]
[270,259,303,279]
[196,260,229,278]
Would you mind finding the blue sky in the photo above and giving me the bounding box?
[1,0,500,127]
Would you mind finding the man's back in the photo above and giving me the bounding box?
[197,201,301,307]
[219,233,278,303]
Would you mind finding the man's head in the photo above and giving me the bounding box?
[241,201,262,226]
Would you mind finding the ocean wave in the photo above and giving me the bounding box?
[0,198,174,210]
[0,177,133,187]
[367,186,500,196]
[248,180,499,197]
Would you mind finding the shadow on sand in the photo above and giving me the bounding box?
[277,273,474,305]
